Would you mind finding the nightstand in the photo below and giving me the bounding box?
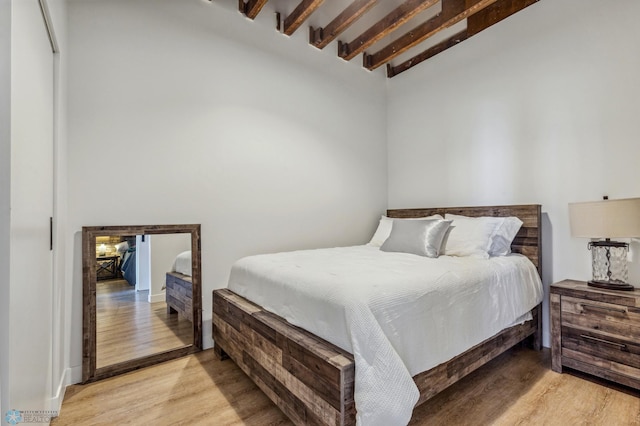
[96,255,119,281]
[550,279,640,390]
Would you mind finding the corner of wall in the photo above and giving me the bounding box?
[0,0,12,420]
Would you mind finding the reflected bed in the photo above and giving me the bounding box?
[166,251,193,322]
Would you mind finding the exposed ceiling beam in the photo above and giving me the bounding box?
[387,0,539,78]
[239,0,269,20]
[309,0,378,50]
[338,0,439,61]
[283,0,325,36]
[387,29,468,77]
[364,0,497,70]
[467,0,539,35]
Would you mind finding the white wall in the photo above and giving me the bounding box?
[386,0,640,347]
[0,0,12,420]
[149,234,191,303]
[66,0,387,372]
[135,235,151,291]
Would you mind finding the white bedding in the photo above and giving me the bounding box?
[172,250,192,276]
[227,245,543,426]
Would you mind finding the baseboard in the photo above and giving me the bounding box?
[68,365,82,385]
[50,370,66,412]
[148,291,165,304]
[50,366,81,416]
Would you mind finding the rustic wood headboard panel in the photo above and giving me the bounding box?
[386,204,542,276]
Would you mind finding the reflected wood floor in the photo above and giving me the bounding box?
[54,346,640,425]
[96,279,192,367]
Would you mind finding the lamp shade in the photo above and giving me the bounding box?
[569,197,640,238]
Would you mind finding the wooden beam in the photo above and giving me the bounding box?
[365,0,496,70]
[338,0,439,61]
[387,29,468,77]
[240,0,269,20]
[283,0,325,36]
[387,0,539,78]
[309,0,378,50]
[467,0,539,35]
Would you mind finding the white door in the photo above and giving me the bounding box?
[9,0,54,412]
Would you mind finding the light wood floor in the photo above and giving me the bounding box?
[96,279,192,367]
[53,345,640,425]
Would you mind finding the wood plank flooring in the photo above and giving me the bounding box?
[53,346,640,425]
[96,279,192,367]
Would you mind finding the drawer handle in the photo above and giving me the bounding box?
[579,334,628,351]
[580,303,627,315]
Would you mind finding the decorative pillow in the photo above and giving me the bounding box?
[368,214,443,248]
[442,214,503,259]
[380,219,452,258]
[488,216,523,256]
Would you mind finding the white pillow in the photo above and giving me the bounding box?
[380,219,452,258]
[488,216,523,256]
[368,214,444,248]
[442,214,503,259]
[114,241,129,254]
[442,214,522,258]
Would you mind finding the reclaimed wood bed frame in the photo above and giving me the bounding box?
[212,204,542,425]
[166,271,193,322]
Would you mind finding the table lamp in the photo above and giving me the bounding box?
[569,197,640,291]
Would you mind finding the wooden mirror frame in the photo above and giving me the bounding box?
[82,224,202,383]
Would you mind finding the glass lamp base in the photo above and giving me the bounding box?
[588,241,633,291]
[587,280,635,291]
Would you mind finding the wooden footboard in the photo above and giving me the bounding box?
[213,288,541,426]
[166,272,193,322]
[213,289,355,426]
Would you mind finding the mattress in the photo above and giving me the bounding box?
[171,250,192,276]
[228,245,543,425]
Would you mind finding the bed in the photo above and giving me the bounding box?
[166,250,193,322]
[212,205,543,425]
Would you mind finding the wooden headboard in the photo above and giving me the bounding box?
[387,204,542,276]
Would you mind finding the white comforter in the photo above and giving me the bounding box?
[228,245,543,425]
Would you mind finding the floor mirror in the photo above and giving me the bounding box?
[82,224,202,383]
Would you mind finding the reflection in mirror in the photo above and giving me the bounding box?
[95,233,193,368]
[83,225,202,383]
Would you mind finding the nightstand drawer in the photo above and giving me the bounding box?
[551,279,640,390]
[561,296,640,341]
[561,347,640,387]
[561,326,640,369]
